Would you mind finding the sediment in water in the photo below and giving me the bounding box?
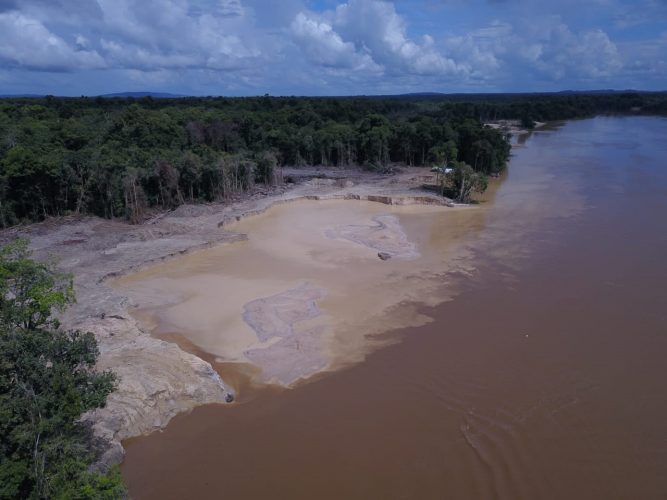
[2,166,482,467]
[114,197,493,397]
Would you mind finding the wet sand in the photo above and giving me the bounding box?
[114,198,493,386]
[121,117,667,499]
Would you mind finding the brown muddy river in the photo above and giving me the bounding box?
[120,117,667,500]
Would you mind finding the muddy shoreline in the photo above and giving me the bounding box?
[112,195,485,392]
[0,166,462,467]
[119,117,667,500]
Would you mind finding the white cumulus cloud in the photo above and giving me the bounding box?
[290,0,469,79]
[0,11,105,71]
[290,12,381,71]
[0,0,662,95]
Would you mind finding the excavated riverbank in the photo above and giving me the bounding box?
[0,166,462,467]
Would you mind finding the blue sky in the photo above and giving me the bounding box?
[0,0,665,96]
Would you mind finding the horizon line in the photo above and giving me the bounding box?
[2,88,666,99]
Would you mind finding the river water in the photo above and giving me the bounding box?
[120,117,667,500]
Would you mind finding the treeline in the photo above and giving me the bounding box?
[1,91,665,226]
[0,95,510,226]
[425,91,667,124]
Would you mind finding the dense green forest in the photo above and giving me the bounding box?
[1,91,665,227]
[0,239,125,499]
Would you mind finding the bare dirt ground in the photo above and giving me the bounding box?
[0,166,451,467]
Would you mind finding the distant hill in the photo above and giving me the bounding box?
[398,92,447,97]
[0,91,185,99]
[555,89,648,95]
[98,91,185,98]
[0,94,45,98]
[347,89,655,102]
[0,89,659,100]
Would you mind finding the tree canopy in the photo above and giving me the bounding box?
[0,239,124,499]
[1,91,665,227]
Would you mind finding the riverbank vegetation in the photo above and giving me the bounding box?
[1,91,665,226]
[0,239,125,499]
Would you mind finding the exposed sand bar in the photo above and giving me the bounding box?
[114,198,494,388]
[4,165,505,466]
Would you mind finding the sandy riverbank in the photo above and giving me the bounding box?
[118,116,667,500]
[485,119,547,146]
[1,166,484,467]
[112,198,489,392]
